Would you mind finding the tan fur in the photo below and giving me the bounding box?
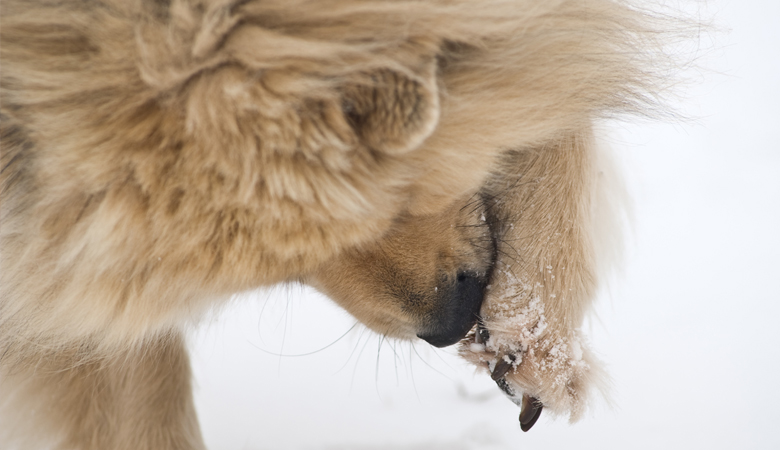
[1,0,679,448]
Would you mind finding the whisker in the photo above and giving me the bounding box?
[408,341,420,402]
[335,325,369,376]
[411,343,454,382]
[375,334,384,397]
[248,323,358,357]
[350,329,375,394]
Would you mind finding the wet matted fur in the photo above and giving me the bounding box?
[1,0,679,448]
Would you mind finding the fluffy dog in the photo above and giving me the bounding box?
[1,0,677,448]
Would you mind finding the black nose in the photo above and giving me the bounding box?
[417,273,486,348]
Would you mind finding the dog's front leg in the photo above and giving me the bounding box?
[0,332,205,450]
[461,128,609,424]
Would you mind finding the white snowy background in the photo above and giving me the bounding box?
[189,2,780,449]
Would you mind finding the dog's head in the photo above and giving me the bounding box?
[0,0,671,427]
[166,0,658,423]
[282,0,665,422]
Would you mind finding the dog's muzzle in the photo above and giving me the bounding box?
[416,272,488,348]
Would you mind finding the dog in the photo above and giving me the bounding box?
[0,0,677,448]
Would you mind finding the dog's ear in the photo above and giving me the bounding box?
[137,0,441,157]
[341,64,439,155]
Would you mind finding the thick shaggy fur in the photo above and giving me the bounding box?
[1,0,675,448]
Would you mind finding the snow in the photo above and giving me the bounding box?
[469,343,486,353]
[190,2,780,449]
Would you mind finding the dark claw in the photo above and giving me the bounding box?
[490,354,516,381]
[519,394,543,432]
[477,323,490,344]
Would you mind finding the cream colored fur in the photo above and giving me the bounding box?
[1,0,679,448]
[460,131,611,420]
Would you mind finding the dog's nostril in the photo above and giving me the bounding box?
[417,272,486,348]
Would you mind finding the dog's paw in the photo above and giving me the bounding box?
[460,297,606,429]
